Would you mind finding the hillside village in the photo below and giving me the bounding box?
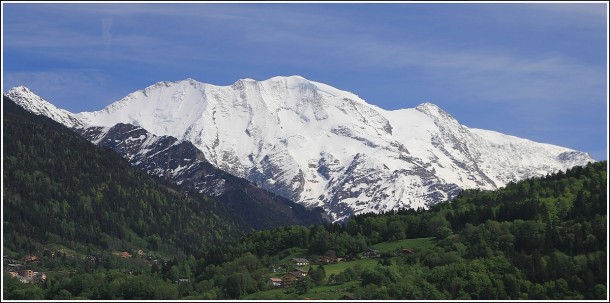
[4,248,171,285]
[5,244,409,290]
[265,247,415,289]
[4,255,46,284]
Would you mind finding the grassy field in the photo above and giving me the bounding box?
[371,237,436,252]
[246,256,382,299]
[242,280,360,300]
[244,237,438,299]
[321,258,379,276]
[269,254,380,278]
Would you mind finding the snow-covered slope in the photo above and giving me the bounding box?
[4,86,84,128]
[5,76,595,221]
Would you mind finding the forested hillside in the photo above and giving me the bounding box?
[173,160,608,300]
[3,96,243,258]
[3,94,606,300]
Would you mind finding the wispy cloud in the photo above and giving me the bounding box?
[4,3,604,104]
[2,3,606,159]
[101,17,113,57]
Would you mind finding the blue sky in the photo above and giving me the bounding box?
[2,2,608,160]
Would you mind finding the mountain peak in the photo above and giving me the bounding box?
[7,85,32,93]
[4,86,85,128]
[415,102,443,113]
[414,102,459,124]
[5,85,38,101]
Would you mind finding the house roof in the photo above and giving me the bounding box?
[282,272,299,279]
[291,257,309,263]
[269,278,282,282]
[292,272,304,278]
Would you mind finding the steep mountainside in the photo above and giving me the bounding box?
[2,96,241,255]
[78,123,329,228]
[4,77,594,221]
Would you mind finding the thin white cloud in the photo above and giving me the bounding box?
[102,17,113,56]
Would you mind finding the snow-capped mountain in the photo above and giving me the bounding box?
[4,76,594,221]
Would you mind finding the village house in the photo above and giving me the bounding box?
[8,269,47,284]
[281,272,299,288]
[23,255,38,263]
[268,277,282,288]
[291,257,310,267]
[293,268,308,277]
[318,255,337,264]
[363,249,381,259]
[19,269,34,278]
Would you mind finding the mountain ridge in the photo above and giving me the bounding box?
[4,76,594,221]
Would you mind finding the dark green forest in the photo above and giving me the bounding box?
[3,97,245,259]
[2,97,608,300]
[184,160,606,300]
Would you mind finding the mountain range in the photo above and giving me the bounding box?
[4,76,594,222]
